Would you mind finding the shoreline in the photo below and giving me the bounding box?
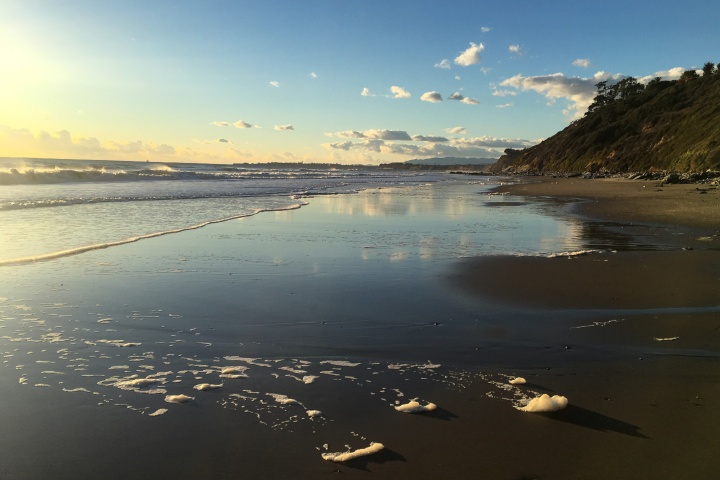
[445,175,720,478]
[494,175,720,230]
[453,175,720,311]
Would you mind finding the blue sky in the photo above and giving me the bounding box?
[1,0,718,164]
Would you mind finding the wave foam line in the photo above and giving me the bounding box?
[0,203,305,267]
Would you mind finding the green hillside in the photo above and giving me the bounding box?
[491,66,720,174]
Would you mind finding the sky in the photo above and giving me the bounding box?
[1,0,719,165]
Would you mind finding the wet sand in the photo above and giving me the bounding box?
[457,176,720,310]
[448,176,720,479]
[495,175,720,229]
[453,249,720,309]
[2,179,720,479]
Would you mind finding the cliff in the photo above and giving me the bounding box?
[491,69,720,174]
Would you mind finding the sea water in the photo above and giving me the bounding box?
[0,157,590,265]
[0,157,603,479]
[0,158,458,264]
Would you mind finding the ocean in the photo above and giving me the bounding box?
[0,157,614,479]
[0,158,591,265]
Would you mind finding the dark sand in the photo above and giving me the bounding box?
[495,176,720,229]
[448,176,720,479]
[456,176,720,309]
[453,249,720,309]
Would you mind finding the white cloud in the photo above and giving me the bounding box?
[390,85,411,98]
[0,126,178,159]
[509,44,524,55]
[492,89,517,97]
[444,126,467,135]
[638,66,687,83]
[310,72,318,78]
[211,121,231,127]
[335,130,367,139]
[454,42,484,66]
[325,140,353,150]
[361,87,374,97]
[496,103,513,108]
[500,71,624,119]
[411,135,449,142]
[269,81,280,87]
[481,26,491,33]
[572,58,591,68]
[434,59,451,69]
[231,148,254,158]
[148,143,176,154]
[274,124,294,131]
[332,129,411,141]
[448,92,479,105]
[455,75,461,80]
[421,91,443,103]
[457,136,536,149]
[234,120,255,129]
[199,138,232,145]
[364,129,412,141]
[321,131,536,159]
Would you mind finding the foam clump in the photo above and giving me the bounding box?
[219,366,249,379]
[394,400,437,414]
[519,394,568,412]
[223,356,273,367]
[193,383,223,391]
[96,339,141,347]
[321,442,385,462]
[267,393,299,405]
[306,410,322,418]
[319,360,360,367]
[287,374,319,384]
[165,394,194,404]
[546,249,603,258]
[509,377,526,385]
[117,378,161,388]
[148,408,168,417]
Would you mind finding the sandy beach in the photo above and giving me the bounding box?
[1,177,719,479]
[495,175,720,230]
[447,176,720,479]
[458,176,720,309]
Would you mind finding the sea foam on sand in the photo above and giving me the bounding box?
[267,393,299,405]
[509,377,526,385]
[165,394,194,404]
[193,383,223,391]
[321,443,385,462]
[519,394,568,412]
[394,400,437,413]
[117,378,161,388]
[319,360,361,367]
[287,374,318,384]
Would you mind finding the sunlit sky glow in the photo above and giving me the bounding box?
[1,0,718,164]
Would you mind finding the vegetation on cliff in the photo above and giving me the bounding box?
[491,63,720,174]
